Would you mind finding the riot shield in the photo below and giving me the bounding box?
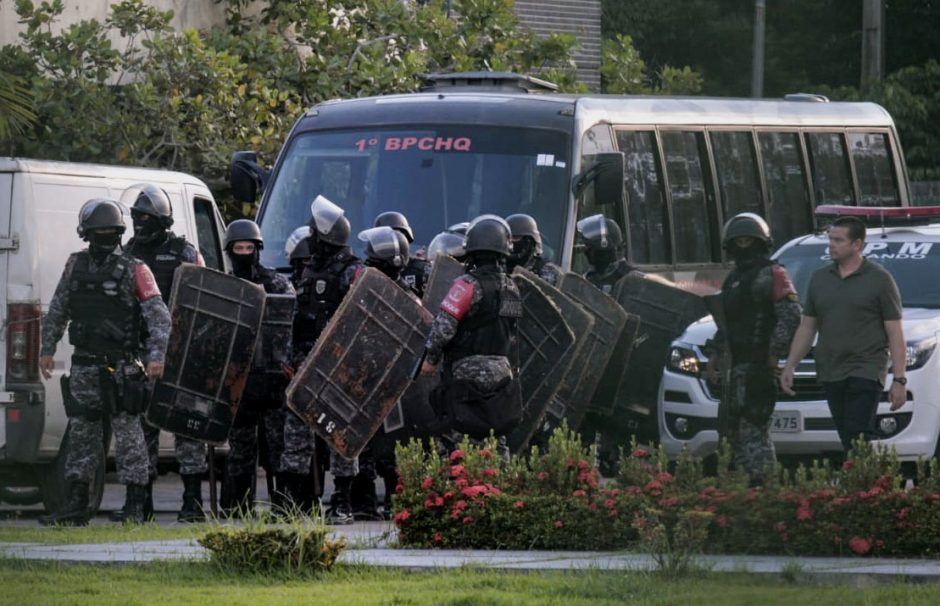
[252,293,296,373]
[287,268,433,459]
[553,273,628,430]
[422,254,464,314]
[612,273,708,425]
[588,311,641,416]
[147,266,266,445]
[505,269,577,452]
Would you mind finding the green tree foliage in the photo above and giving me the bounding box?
[0,67,34,143]
[0,0,579,218]
[600,34,702,95]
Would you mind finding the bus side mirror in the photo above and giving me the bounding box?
[573,152,625,207]
[230,151,270,203]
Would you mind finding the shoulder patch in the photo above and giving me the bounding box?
[441,278,475,320]
[771,265,797,303]
[134,262,162,301]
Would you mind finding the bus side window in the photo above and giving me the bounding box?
[193,197,224,271]
[806,132,856,206]
[614,130,669,265]
[709,131,763,220]
[660,130,719,264]
[758,132,813,245]
[847,132,899,207]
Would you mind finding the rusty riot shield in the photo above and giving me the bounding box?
[612,273,708,427]
[252,293,296,373]
[553,273,628,430]
[422,254,465,314]
[286,268,433,459]
[146,266,266,445]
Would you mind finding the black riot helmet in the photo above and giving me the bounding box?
[224,219,264,251]
[576,214,623,251]
[722,213,772,250]
[121,183,173,228]
[373,211,414,243]
[309,195,351,246]
[506,213,543,255]
[76,198,126,239]
[359,226,410,270]
[465,214,512,257]
[285,226,311,260]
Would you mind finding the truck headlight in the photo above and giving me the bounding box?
[905,336,937,370]
[667,345,703,377]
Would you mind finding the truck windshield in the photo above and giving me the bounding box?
[258,126,571,267]
[776,239,940,309]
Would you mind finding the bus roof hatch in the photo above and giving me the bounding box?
[420,71,559,94]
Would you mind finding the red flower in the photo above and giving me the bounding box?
[572,489,587,498]
[537,472,548,481]
[842,459,855,471]
[604,498,616,509]
[644,480,663,497]
[479,448,493,459]
[849,536,871,555]
[455,477,468,488]
[424,494,445,509]
[514,500,525,508]
[395,483,404,495]
[461,485,488,499]
[393,509,412,527]
[482,467,499,477]
[655,471,674,484]
[421,477,434,490]
[443,491,455,500]
[609,489,620,497]
[796,500,813,521]
[450,464,466,477]
[566,458,576,468]
[453,499,469,511]
[450,449,464,461]
[607,509,618,518]
[433,532,442,542]
[659,496,679,508]
[632,447,650,459]
[553,520,564,529]
[462,516,474,525]
[578,459,589,471]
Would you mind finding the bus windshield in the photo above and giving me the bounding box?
[258,126,571,267]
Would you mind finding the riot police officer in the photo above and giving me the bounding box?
[280,196,362,524]
[705,213,802,484]
[285,226,312,285]
[506,213,563,285]
[373,211,430,297]
[427,228,467,263]
[222,219,295,516]
[420,215,523,458]
[39,199,171,526]
[120,183,208,523]
[577,214,640,294]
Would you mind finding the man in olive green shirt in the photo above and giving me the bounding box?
[780,216,906,451]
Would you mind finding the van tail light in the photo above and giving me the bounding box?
[6,303,42,383]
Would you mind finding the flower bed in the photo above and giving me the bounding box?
[393,427,940,557]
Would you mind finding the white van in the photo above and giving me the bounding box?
[0,158,228,512]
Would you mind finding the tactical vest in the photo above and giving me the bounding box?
[586,259,637,294]
[297,248,359,339]
[67,252,141,354]
[447,267,522,362]
[128,232,190,303]
[722,259,776,364]
[401,257,430,297]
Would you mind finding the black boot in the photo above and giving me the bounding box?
[220,474,254,519]
[177,474,205,523]
[381,472,397,521]
[274,472,313,516]
[326,476,354,525]
[121,484,149,524]
[351,472,383,521]
[39,482,91,527]
[110,480,154,522]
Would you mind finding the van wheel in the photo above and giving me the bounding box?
[39,426,107,515]
[0,486,43,506]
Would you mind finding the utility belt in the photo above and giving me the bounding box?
[62,351,150,420]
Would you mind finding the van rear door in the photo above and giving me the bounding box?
[0,169,13,447]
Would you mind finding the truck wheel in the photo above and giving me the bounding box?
[39,427,106,515]
[0,486,43,506]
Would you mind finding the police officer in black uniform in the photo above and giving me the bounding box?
[373,211,430,298]
[281,196,362,524]
[119,184,208,523]
[577,214,641,294]
[221,219,295,516]
[506,213,563,286]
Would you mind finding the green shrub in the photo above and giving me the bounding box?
[199,523,346,575]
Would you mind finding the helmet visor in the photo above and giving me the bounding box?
[310,195,345,235]
[120,183,171,217]
[576,214,609,247]
[358,226,402,260]
[285,225,311,256]
[427,232,466,261]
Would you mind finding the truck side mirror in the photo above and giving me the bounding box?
[572,152,625,207]
[230,151,270,203]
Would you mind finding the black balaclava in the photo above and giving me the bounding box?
[365,257,401,281]
[228,245,257,279]
[309,236,343,264]
[508,238,536,271]
[88,231,121,263]
[585,246,618,272]
[131,211,166,245]
[726,240,770,269]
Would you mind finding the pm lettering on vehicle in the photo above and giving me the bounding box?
[360,136,473,153]
[862,241,934,260]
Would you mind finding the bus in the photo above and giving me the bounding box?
[231,71,911,292]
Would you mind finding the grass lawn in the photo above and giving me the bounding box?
[0,523,207,545]
[0,560,937,605]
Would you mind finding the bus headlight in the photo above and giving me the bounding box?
[667,346,703,377]
[905,336,937,370]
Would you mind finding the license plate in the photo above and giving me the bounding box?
[770,410,801,433]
